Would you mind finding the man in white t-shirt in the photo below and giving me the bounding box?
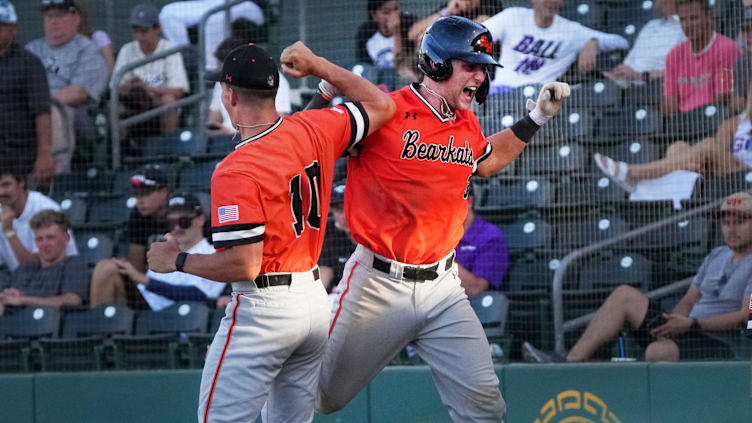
[602,0,685,85]
[205,36,291,136]
[102,192,224,310]
[0,165,77,273]
[483,0,629,93]
[114,4,190,137]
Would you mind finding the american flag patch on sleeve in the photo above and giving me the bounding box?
[218,205,239,223]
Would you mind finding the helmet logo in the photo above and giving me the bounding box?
[474,34,493,55]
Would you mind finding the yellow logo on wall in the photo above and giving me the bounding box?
[534,390,621,423]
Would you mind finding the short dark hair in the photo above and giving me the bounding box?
[215,35,251,62]
[676,0,710,13]
[30,210,71,233]
[229,84,278,102]
[367,0,392,13]
[0,156,28,186]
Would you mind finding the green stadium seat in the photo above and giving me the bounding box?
[0,339,32,373]
[480,177,553,212]
[499,218,551,256]
[177,160,219,192]
[86,194,136,227]
[58,196,89,227]
[555,215,629,250]
[579,251,652,290]
[75,232,115,268]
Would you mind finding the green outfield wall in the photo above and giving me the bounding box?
[3,362,750,423]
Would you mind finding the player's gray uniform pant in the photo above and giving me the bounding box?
[317,245,506,422]
[198,268,330,423]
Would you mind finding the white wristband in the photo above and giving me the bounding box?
[528,103,550,126]
[318,80,339,101]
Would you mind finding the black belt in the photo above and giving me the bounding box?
[254,268,320,288]
[372,253,455,281]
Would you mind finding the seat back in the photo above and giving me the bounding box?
[134,302,210,336]
[500,218,550,256]
[62,305,135,338]
[75,232,115,268]
[0,307,60,340]
[579,252,652,291]
[469,292,509,338]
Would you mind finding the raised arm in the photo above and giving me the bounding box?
[281,41,396,136]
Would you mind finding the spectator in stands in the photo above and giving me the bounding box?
[76,1,114,73]
[0,1,54,186]
[523,192,752,362]
[93,193,224,310]
[318,180,356,293]
[661,0,741,116]
[456,184,508,297]
[0,163,78,273]
[355,0,418,83]
[26,0,109,173]
[730,7,752,112]
[89,164,169,308]
[114,4,190,140]
[205,35,291,136]
[482,0,629,93]
[0,210,87,316]
[407,0,504,44]
[159,0,264,71]
[602,0,686,85]
[594,81,752,193]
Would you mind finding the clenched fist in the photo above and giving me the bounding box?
[147,233,180,273]
[280,41,322,79]
[526,82,571,126]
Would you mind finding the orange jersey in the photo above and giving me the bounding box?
[346,84,491,264]
[211,102,369,274]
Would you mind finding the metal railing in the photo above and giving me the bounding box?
[552,198,726,355]
[108,44,207,169]
[109,0,245,169]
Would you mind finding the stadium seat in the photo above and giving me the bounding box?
[112,302,210,370]
[48,168,111,201]
[569,80,621,109]
[61,305,135,338]
[75,232,115,268]
[556,174,628,205]
[480,177,553,212]
[177,160,220,192]
[0,306,60,340]
[579,252,652,290]
[476,100,527,138]
[608,105,661,136]
[38,336,104,372]
[86,194,136,227]
[701,169,752,200]
[555,215,629,250]
[505,255,564,291]
[536,106,594,145]
[663,104,731,141]
[58,196,88,227]
[469,291,510,362]
[499,218,550,256]
[518,143,586,176]
[598,139,661,165]
[622,80,663,107]
[638,217,708,250]
[602,1,656,45]
[142,129,208,160]
[560,0,605,29]
[207,133,237,156]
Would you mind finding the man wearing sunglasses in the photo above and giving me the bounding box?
[25,0,109,171]
[90,164,170,308]
[114,4,189,141]
[110,192,224,311]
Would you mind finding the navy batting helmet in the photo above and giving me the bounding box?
[417,16,501,104]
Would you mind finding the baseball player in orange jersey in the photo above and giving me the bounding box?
[316,17,570,421]
[147,42,395,423]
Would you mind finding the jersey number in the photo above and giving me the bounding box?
[289,161,322,237]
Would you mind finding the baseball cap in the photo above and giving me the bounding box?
[130,4,159,28]
[167,192,203,215]
[331,181,346,206]
[718,192,752,218]
[206,43,279,90]
[0,1,17,23]
[41,0,78,13]
[130,164,168,193]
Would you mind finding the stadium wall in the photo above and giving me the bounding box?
[3,362,750,423]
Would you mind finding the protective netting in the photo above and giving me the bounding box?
[0,0,750,372]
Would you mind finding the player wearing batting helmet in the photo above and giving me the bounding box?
[147,41,395,423]
[316,16,570,421]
